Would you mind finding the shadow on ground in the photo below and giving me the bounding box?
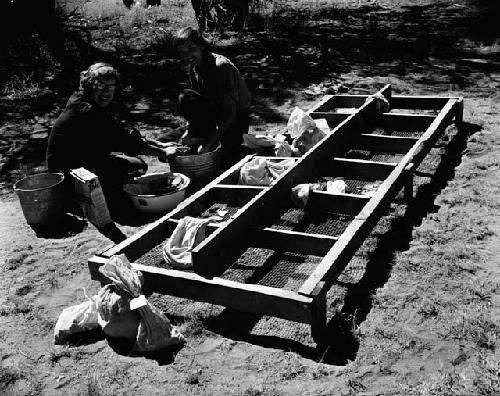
[1,1,498,189]
[196,121,481,365]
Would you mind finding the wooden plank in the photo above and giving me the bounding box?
[88,255,313,323]
[299,98,459,296]
[190,94,381,279]
[405,99,458,167]
[354,134,418,154]
[313,93,457,113]
[310,282,327,344]
[313,95,369,112]
[330,95,370,108]
[307,191,370,215]
[328,157,398,181]
[306,94,335,113]
[309,112,351,128]
[377,113,435,131]
[390,95,451,110]
[455,97,464,127]
[251,227,338,256]
[307,85,391,112]
[212,184,267,203]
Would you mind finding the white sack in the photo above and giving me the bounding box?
[287,107,318,138]
[286,107,327,156]
[53,291,99,344]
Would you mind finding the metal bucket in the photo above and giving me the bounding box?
[168,146,221,189]
[14,173,67,228]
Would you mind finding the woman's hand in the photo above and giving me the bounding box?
[198,137,218,154]
[156,145,179,162]
[180,135,206,151]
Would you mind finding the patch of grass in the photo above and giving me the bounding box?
[184,368,201,385]
[401,370,467,396]
[71,349,87,362]
[0,364,21,391]
[0,302,32,316]
[417,298,440,319]
[177,314,206,338]
[344,377,366,395]
[278,354,305,380]
[473,355,500,395]
[242,388,263,396]
[15,284,33,297]
[85,371,105,396]
[46,272,60,290]
[446,309,498,350]
[1,73,44,101]
[48,348,71,367]
[81,0,127,20]
[26,374,43,396]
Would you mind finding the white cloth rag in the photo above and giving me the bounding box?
[162,216,213,269]
[291,179,347,208]
[239,158,295,185]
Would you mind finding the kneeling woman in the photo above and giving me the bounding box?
[46,63,169,212]
[174,27,251,169]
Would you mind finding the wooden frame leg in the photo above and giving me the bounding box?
[404,164,414,203]
[455,98,464,130]
[310,282,327,344]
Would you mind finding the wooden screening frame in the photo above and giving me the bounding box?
[88,85,463,342]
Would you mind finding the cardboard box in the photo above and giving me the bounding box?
[69,168,112,228]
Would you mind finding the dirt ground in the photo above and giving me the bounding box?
[1,0,499,395]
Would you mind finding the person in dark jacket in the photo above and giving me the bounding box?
[47,62,170,211]
[173,27,251,169]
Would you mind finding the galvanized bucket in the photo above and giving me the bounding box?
[168,146,221,189]
[14,173,67,228]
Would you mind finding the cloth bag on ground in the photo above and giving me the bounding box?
[53,291,99,344]
[238,158,295,185]
[162,216,213,270]
[98,254,184,352]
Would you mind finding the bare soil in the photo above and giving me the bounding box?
[1,0,499,395]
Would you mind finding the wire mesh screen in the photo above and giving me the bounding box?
[200,203,240,221]
[221,248,322,292]
[272,207,353,236]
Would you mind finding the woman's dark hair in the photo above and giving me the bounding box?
[173,27,210,49]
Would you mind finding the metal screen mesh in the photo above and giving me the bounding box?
[200,203,240,221]
[221,248,322,292]
[272,207,353,236]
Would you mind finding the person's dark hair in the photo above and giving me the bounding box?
[173,27,209,49]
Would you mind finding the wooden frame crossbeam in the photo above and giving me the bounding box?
[89,86,463,343]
